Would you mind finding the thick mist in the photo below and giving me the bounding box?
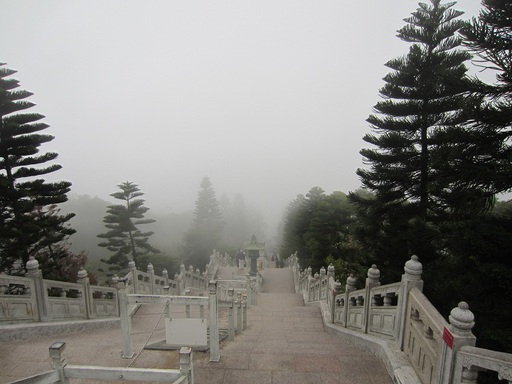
[0,0,483,242]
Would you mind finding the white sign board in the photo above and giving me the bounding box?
[165,318,207,347]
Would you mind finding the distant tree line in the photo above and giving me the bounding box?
[280,0,512,359]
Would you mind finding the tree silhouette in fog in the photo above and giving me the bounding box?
[98,181,159,276]
[182,176,224,268]
[0,63,76,275]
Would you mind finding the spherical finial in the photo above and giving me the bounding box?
[128,260,136,269]
[346,273,357,291]
[367,264,380,283]
[77,267,88,279]
[449,301,475,336]
[147,263,154,272]
[327,263,335,274]
[404,255,423,280]
[26,256,39,272]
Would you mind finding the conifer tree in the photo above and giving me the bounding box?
[0,63,75,274]
[457,0,512,197]
[350,0,473,267]
[98,181,159,275]
[182,176,224,268]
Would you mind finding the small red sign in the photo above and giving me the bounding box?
[443,327,454,349]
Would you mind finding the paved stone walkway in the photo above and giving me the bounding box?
[0,266,392,384]
[193,267,392,384]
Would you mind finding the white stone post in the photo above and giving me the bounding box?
[236,290,242,335]
[343,274,357,327]
[179,346,194,384]
[147,263,154,294]
[77,267,94,319]
[363,264,381,333]
[49,342,69,383]
[438,302,476,384]
[128,260,137,294]
[242,290,247,330]
[26,256,50,322]
[245,273,251,305]
[397,255,424,349]
[118,279,134,358]
[208,281,220,362]
[228,288,235,341]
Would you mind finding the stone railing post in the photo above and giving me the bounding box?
[438,302,476,384]
[179,346,194,384]
[397,255,424,349]
[178,264,186,295]
[118,279,134,358]
[162,268,169,287]
[49,342,69,383]
[363,264,381,333]
[244,274,253,306]
[242,291,248,330]
[25,256,50,322]
[227,288,235,341]
[320,267,327,300]
[147,263,154,294]
[77,267,94,319]
[208,281,220,362]
[128,260,137,294]
[343,273,357,326]
[236,290,242,335]
[332,280,342,323]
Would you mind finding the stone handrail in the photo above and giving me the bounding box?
[10,342,194,384]
[292,255,512,384]
[453,345,512,383]
[0,257,119,323]
[1,249,225,325]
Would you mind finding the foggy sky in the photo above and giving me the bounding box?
[1,0,484,233]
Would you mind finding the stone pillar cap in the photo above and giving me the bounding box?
[367,264,380,281]
[449,301,475,336]
[26,256,39,271]
[77,267,88,279]
[404,255,423,280]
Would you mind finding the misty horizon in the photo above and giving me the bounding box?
[1,0,485,238]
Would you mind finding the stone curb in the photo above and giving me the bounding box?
[0,318,120,342]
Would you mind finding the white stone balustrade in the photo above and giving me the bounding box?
[293,254,512,384]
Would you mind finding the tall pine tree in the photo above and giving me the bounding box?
[98,181,159,275]
[182,176,224,268]
[350,0,473,269]
[457,0,512,197]
[0,63,75,275]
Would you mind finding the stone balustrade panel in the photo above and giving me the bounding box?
[453,345,512,383]
[44,279,87,320]
[368,282,401,338]
[404,287,448,384]
[0,274,38,322]
[90,286,118,317]
[346,289,366,330]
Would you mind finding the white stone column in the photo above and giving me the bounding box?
[208,281,220,362]
[118,279,134,358]
[25,256,50,322]
[397,255,424,348]
[438,302,476,384]
[363,264,381,333]
[77,267,94,319]
[49,342,69,383]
